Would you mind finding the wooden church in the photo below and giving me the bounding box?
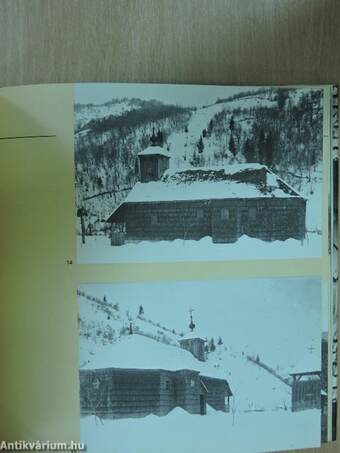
[107,134,306,244]
[79,313,232,419]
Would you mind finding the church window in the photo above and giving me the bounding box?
[145,160,153,176]
[197,208,204,219]
[249,207,257,220]
[92,377,100,390]
[151,214,158,225]
[221,208,229,220]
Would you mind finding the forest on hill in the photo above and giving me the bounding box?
[74,87,323,232]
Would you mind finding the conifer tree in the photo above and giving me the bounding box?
[190,150,200,167]
[229,115,235,132]
[156,130,164,147]
[229,134,237,157]
[150,127,157,146]
[243,138,255,162]
[257,129,266,163]
[134,158,139,175]
[209,337,216,352]
[207,119,214,135]
[97,176,103,189]
[197,136,204,154]
[277,89,288,110]
[264,131,274,168]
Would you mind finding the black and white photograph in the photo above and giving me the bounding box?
[77,277,325,453]
[74,84,324,263]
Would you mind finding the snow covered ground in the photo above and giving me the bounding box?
[77,232,321,263]
[81,408,320,453]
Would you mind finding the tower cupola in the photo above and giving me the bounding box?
[179,310,206,362]
[137,129,170,182]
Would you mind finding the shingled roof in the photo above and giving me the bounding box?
[81,334,229,385]
[107,164,304,222]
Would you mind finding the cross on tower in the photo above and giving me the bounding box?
[189,308,195,332]
[150,127,157,146]
[308,345,315,354]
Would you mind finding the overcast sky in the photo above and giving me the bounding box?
[75,83,259,108]
[79,276,323,371]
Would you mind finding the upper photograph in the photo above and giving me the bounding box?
[74,84,325,263]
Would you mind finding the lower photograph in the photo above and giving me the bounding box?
[77,276,326,453]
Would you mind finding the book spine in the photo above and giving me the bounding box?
[331,85,338,441]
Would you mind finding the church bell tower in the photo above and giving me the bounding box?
[178,310,206,362]
[137,129,170,182]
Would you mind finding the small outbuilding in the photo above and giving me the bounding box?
[290,359,321,412]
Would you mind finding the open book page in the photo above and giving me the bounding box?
[0,83,337,452]
[0,84,79,442]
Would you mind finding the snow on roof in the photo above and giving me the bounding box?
[120,165,302,204]
[179,330,206,341]
[166,163,266,173]
[81,334,227,380]
[138,146,170,158]
[82,334,199,371]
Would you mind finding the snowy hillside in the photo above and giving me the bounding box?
[78,289,181,357]
[75,98,155,132]
[74,87,323,247]
[167,92,277,168]
[167,89,322,218]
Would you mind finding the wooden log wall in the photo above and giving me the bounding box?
[80,368,162,418]
[291,378,321,412]
[211,197,306,242]
[125,200,212,240]
[201,376,230,412]
[174,370,202,414]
